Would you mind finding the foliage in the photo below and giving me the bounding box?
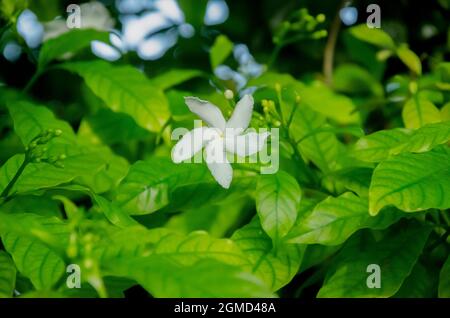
[0,0,448,298]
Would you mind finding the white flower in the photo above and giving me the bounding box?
[171,95,270,189]
[43,1,114,41]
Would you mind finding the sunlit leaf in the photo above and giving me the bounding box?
[60,61,170,132]
[369,147,450,215]
[287,192,404,245]
[38,29,108,69]
[402,97,441,129]
[210,35,233,69]
[256,171,301,246]
[232,219,304,291]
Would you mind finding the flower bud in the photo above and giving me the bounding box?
[224,89,234,100]
[316,14,325,23]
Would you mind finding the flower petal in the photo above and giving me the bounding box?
[205,138,233,189]
[226,94,254,134]
[225,131,270,157]
[184,96,226,131]
[171,127,218,163]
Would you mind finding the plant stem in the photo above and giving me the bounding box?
[322,0,344,86]
[23,69,42,94]
[0,154,29,199]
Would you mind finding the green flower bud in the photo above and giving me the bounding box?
[316,14,325,23]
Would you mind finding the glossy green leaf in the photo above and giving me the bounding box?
[0,251,16,297]
[369,147,450,215]
[38,29,108,69]
[60,61,170,132]
[7,100,76,145]
[149,69,203,90]
[288,104,341,172]
[318,221,431,297]
[152,231,249,267]
[396,45,422,75]
[256,171,301,245]
[116,158,212,214]
[232,219,304,291]
[92,194,139,228]
[402,97,441,129]
[349,24,396,50]
[287,192,404,245]
[328,167,373,197]
[78,108,150,145]
[0,213,69,290]
[352,128,411,162]
[390,121,450,154]
[0,146,106,196]
[210,35,233,69]
[108,257,274,297]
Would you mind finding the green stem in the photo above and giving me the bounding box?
[23,69,43,94]
[0,154,29,199]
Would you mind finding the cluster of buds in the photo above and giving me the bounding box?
[261,99,281,127]
[273,8,327,45]
[26,128,66,167]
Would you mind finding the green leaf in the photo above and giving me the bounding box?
[210,35,233,69]
[232,219,304,291]
[297,83,361,124]
[286,192,404,245]
[149,69,203,90]
[60,61,170,132]
[38,29,108,69]
[369,147,450,215]
[439,255,450,297]
[349,24,396,50]
[151,231,249,267]
[441,102,450,121]
[92,194,139,228]
[78,108,150,145]
[1,195,61,217]
[163,176,255,212]
[352,128,411,162]
[288,103,341,172]
[116,158,212,214]
[0,213,69,290]
[402,97,441,129]
[396,45,422,75]
[317,221,431,297]
[333,64,384,96]
[0,146,106,195]
[7,100,76,145]
[390,121,450,154]
[0,251,16,298]
[256,171,301,246]
[108,257,273,297]
[394,261,438,298]
[328,167,373,197]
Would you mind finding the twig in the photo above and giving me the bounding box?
[323,0,345,86]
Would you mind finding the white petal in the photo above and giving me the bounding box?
[205,138,233,188]
[184,96,226,131]
[226,94,254,134]
[171,127,218,163]
[225,131,270,157]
